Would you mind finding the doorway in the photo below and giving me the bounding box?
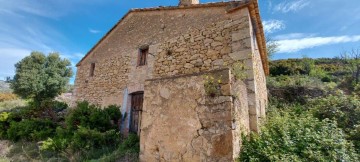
[130,92,143,134]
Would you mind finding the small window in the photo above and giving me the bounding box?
[138,48,148,66]
[90,63,95,77]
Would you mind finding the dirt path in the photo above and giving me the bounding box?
[0,140,11,161]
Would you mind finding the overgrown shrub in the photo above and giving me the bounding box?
[104,105,122,124]
[65,101,120,132]
[7,118,57,141]
[349,125,360,153]
[239,110,359,162]
[321,75,332,82]
[311,93,360,133]
[71,127,121,150]
[88,133,140,162]
[119,133,140,153]
[267,75,324,89]
[40,101,123,160]
[0,112,10,138]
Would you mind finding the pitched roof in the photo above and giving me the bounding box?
[76,0,268,74]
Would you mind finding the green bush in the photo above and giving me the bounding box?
[269,59,304,76]
[71,127,121,151]
[104,105,122,124]
[239,111,359,162]
[321,75,332,82]
[0,112,10,138]
[39,101,123,160]
[349,125,360,153]
[120,133,140,153]
[7,118,57,141]
[311,94,360,133]
[65,101,121,132]
[88,133,140,162]
[267,75,324,89]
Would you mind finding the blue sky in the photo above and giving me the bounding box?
[0,0,360,83]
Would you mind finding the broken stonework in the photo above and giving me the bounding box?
[140,69,249,161]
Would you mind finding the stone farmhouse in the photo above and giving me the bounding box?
[74,0,268,161]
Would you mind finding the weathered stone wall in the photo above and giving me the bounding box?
[231,78,250,158]
[74,54,130,106]
[74,5,251,107]
[252,42,268,118]
[153,11,250,77]
[244,16,268,132]
[72,3,268,161]
[150,7,268,132]
[140,69,249,161]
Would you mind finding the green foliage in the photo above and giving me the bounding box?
[302,57,315,75]
[38,102,123,160]
[0,112,10,138]
[71,127,121,151]
[204,75,221,97]
[232,61,247,80]
[0,112,10,121]
[65,101,120,132]
[240,110,359,162]
[266,36,279,60]
[7,119,57,141]
[11,52,73,103]
[119,133,140,153]
[321,75,332,82]
[104,105,122,123]
[88,134,140,162]
[311,94,360,133]
[270,58,346,78]
[349,125,360,153]
[267,75,324,89]
[250,57,360,161]
[270,59,304,76]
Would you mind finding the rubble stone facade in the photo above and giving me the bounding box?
[74,0,267,161]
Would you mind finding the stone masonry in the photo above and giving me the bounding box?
[141,69,249,161]
[74,0,267,161]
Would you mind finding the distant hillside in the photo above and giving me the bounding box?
[0,80,11,93]
[269,58,347,77]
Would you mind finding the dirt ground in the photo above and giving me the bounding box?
[0,140,11,161]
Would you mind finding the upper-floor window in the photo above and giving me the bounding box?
[90,63,95,77]
[138,48,148,66]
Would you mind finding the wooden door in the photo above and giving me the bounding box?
[130,92,143,134]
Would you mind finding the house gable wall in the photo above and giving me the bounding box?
[73,3,268,160]
[74,5,250,106]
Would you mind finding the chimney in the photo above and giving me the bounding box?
[179,0,200,6]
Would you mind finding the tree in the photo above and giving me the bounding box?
[11,52,73,104]
[266,35,279,60]
[340,48,360,84]
[302,55,315,75]
[5,76,12,83]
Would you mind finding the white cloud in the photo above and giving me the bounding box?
[0,48,30,79]
[274,0,310,13]
[0,0,92,81]
[89,28,101,34]
[263,20,286,33]
[277,35,360,53]
[274,33,317,40]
